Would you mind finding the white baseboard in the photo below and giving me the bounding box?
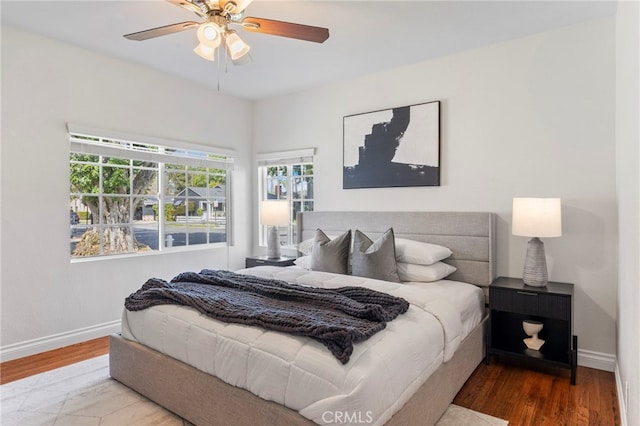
[615,363,628,426]
[0,320,121,362]
[578,348,616,372]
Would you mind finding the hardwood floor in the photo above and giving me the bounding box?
[1,339,620,425]
[454,356,620,426]
[0,337,109,385]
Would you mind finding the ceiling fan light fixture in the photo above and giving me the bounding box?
[175,0,205,17]
[193,42,216,61]
[127,0,329,69]
[220,0,254,15]
[197,23,221,48]
[224,30,250,60]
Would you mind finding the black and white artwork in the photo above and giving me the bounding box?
[343,101,440,189]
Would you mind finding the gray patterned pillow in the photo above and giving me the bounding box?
[310,229,351,274]
[296,238,315,256]
[351,228,401,283]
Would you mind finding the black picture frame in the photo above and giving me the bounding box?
[343,101,440,189]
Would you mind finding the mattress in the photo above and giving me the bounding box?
[121,266,484,426]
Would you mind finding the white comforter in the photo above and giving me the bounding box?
[121,266,484,426]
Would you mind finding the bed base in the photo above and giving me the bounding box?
[109,317,486,426]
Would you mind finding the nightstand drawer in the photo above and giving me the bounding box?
[490,288,571,320]
[246,258,269,267]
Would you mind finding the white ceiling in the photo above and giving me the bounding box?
[2,0,617,100]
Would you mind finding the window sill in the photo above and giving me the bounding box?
[70,242,227,264]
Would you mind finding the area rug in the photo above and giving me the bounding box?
[1,355,508,425]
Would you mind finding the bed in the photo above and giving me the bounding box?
[110,211,496,425]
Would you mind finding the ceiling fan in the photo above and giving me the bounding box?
[124,0,330,63]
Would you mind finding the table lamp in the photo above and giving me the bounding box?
[512,197,562,287]
[260,200,289,259]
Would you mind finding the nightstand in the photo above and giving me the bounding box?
[245,255,296,268]
[487,276,577,385]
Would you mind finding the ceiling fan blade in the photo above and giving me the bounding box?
[240,17,329,43]
[124,21,200,41]
[166,0,207,17]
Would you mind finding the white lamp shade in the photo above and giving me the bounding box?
[193,42,216,61]
[260,201,289,226]
[197,23,221,48]
[512,197,562,237]
[225,31,250,61]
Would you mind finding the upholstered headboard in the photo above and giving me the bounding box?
[296,211,496,287]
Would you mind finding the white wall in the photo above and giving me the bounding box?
[253,18,618,363]
[0,26,253,359]
[615,1,640,424]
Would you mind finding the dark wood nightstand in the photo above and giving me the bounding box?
[245,255,296,268]
[487,276,577,385]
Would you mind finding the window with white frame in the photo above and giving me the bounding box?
[257,149,314,247]
[69,126,233,258]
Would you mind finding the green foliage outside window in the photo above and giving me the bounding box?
[70,142,229,257]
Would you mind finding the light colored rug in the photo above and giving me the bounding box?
[1,355,507,425]
[436,404,508,426]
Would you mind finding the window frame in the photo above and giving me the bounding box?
[256,149,315,247]
[68,124,234,260]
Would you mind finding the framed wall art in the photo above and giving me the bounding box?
[343,100,440,189]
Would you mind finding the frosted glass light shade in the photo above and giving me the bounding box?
[197,23,221,48]
[225,31,250,61]
[260,201,289,226]
[193,42,216,61]
[512,198,562,238]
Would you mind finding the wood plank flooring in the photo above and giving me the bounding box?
[454,356,620,426]
[1,339,620,425]
[0,337,109,385]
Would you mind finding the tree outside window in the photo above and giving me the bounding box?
[70,135,230,258]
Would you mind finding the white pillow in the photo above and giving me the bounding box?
[293,255,312,270]
[395,239,452,265]
[397,261,457,282]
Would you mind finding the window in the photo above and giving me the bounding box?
[257,149,314,246]
[69,126,233,258]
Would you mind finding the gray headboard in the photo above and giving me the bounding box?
[296,211,496,287]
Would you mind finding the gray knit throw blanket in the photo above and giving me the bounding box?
[125,269,409,364]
